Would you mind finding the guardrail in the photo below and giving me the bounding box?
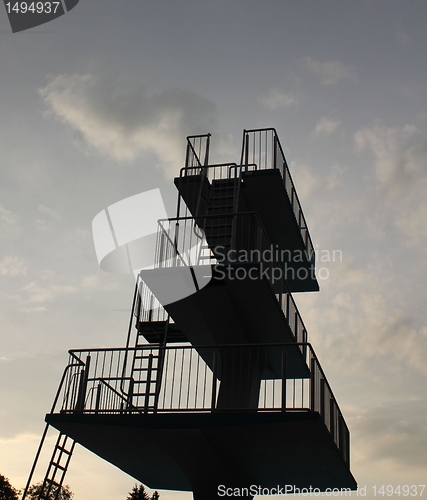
[241,128,314,261]
[52,342,349,466]
[153,213,309,345]
[185,133,211,169]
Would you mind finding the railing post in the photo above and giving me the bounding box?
[75,355,91,413]
[127,378,134,412]
[320,378,325,423]
[273,135,277,170]
[281,349,287,412]
[294,312,298,342]
[144,354,154,413]
[244,133,249,167]
[330,398,335,437]
[211,351,218,412]
[95,383,102,415]
[310,356,316,411]
[345,426,350,468]
[158,233,165,268]
[174,222,180,267]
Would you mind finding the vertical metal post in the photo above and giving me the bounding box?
[281,349,287,412]
[158,233,165,268]
[273,134,277,170]
[144,354,154,413]
[310,356,316,411]
[95,383,102,414]
[174,222,180,267]
[75,355,91,413]
[203,134,211,167]
[345,426,350,468]
[211,351,218,412]
[320,378,325,423]
[244,132,249,167]
[294,312,298,342]
[330,398,335,438]
[127,378,134,412]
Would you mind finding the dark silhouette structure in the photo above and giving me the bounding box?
[23,128,357,500]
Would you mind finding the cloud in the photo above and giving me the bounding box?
[396,29,411,44]
[0,256,27,276]
[0,205,22,233]
[354,124,427,190]
[351,400,427,467]
[301,266,427,379]
[38,204,61,220]
[354,123,427,246]
[303,57,358,85]
[35,219,50,232]
[394,203,427,247]
[39,73,217,175]
[260,88,299,109]
[314,117,341,136]
[18,271,100,305]
[290,161,346,201]
[0,205,19,226]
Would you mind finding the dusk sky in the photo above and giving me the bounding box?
[1,1,427,498]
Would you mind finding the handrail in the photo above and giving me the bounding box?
[240,128,315,262]
[154,212,310,345]
[50,342,350,466]
[185,134,211,169]
[21,359,85,499]
[65,342,347,420]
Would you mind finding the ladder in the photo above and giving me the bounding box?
[203,178,238,259]
[22,428,76,500]
[128,313,170,412]
[38,433,75,500]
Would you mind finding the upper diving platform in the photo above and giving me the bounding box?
[174,128,319,293]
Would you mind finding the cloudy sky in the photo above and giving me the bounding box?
[1,1,427,498]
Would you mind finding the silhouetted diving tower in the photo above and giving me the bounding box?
[23,128,357,500]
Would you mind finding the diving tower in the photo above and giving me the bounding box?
[22,128,356,500]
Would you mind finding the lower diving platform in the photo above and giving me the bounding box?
[46,343,356,499]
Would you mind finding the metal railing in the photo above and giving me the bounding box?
[153,213,309,345]
[175,162,247,221]
[185,134,211,169]
[52,342,350,466]
[241,128,314,261]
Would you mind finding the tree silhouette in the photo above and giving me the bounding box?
[0,474,20,500]
[126,484,159,500]
[26,482,73,500]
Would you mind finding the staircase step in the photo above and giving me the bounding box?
[44,478,60,487]
[55,445,72,455]
[209,196,234,203]
[132,367,158,372]
[50,462,66,472]
[207,207,234,215]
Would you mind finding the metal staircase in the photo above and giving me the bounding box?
[22,430,75,500]
[129,328,167,413]
[38,433,75,500]
[203,180,236,256]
